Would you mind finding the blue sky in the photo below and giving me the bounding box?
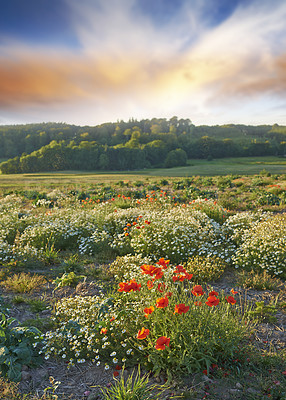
[0,0,285,126]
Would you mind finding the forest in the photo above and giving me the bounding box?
[0,117,286,173]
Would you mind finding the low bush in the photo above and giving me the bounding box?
[233,214,286,278]
[185,255,226,283]
[42,259,251,379]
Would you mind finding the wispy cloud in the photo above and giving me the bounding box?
[0,0,286,124]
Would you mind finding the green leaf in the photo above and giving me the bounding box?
[7,364,22,382]
[14,343,32,362]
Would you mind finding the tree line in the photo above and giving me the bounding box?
[0,118,285,173]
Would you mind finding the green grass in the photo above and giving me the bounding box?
[0,157,285,192]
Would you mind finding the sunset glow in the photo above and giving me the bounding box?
[0,0,286,126]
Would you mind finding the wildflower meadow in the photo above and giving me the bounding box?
[0,173,285,399]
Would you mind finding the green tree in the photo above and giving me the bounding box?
[164,148,187,168]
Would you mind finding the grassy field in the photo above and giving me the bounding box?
[0,166,285,399]
[0,156,285,192]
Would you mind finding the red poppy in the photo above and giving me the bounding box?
[113,371,119,377]
[137,327,150,340]
[209,290,218,296]
[192,285,205,296]
[225,296,236,305]
[144,306,154,318]
[100,328,107,334]
[157,283,166,293]
[174,265,186,274]
[173,271,193,282]
[140,264,159,276]
[110,317,115,322]
[184,272,193,280]
[147,280,154,290]
[231,288,238,295]
[141,264,155,275]
[174,303,190,314]
[154,268,164,280]
[194,301,202,306]
[156,296,169,308]
[205,295,220,307]
[118,279,141,292]
[155,336,170,350]
[156,258,170,269]
[115,365,122,370]
[165,291,172,297]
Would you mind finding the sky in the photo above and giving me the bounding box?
[0,0,286,127]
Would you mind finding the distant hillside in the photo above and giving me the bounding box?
[0,118,285,173]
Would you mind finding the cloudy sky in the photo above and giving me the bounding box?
[0,0,286,126]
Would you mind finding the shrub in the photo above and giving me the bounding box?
[185,255,226,283]
[111,207,233,264]
[42,259,251,379]
[233,214,286,278]
[108,254,152,281]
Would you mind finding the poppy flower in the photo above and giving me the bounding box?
[231,288,238,295]
[174,303,190,314]
[100,328,107,334]
[156,258,170,269]
[194,301,202,306]
[226,295,236,305]
[118,279,141,292]
[184,272,193,280]
[192,285,205,296]
[209,290,218,296]
[113,371,119,377]
[115,365,122,370]
[155,336,170,350]
[147,280,154,289]
[154,268,164,280]
[137,327,150,340]
[157,283,166,293]
[174,265,186,274]
[156,296,169,308]
[205,295,220,307]
[144,306,154,318]
[165,291,172,297]
[141,264,157,276]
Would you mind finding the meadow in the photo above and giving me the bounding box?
[0,167,285,400]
